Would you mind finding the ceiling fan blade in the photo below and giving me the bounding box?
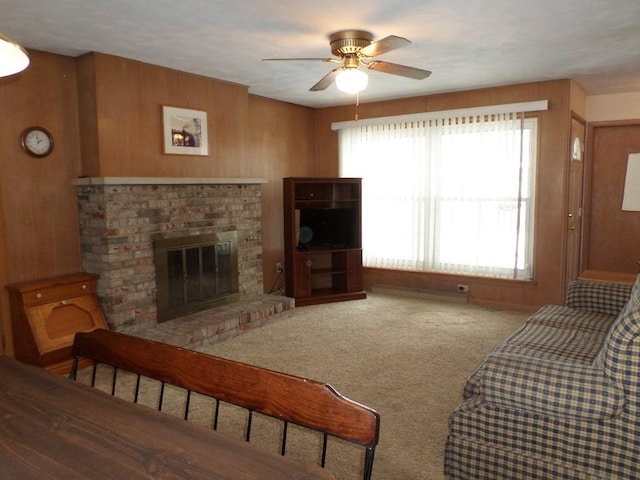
[262,57,336,62]
[310,68,340,91]
[366,61,431,80]
[360,35,411,57]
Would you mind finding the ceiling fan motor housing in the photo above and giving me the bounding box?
[329,30,373,56]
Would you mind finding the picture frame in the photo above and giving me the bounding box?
[163,106,208,156]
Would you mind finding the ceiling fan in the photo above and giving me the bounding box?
[263,29,431,93]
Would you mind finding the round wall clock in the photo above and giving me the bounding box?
[21,126,54,157]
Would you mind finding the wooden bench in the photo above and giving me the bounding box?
[70,329,380,479]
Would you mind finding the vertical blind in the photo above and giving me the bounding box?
[336,102,545,280]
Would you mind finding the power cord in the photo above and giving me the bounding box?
[268,270,286,295]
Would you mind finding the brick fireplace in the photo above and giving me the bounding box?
[74,177,285,339]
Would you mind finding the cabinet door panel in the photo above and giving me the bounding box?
[28,296,106,354]
[292,254,312,298]
[346,250,363,292]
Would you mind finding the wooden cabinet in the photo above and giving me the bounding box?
[7,272,108,374]
[283,177,366,306]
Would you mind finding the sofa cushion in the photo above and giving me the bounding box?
[566,279,633,316]
[526,304,615,333]
[498,323,605,363]
[593,275,640,370]
[481,353,625,420]
[464,321,606,399]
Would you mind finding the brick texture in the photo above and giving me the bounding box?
[76,183,264,330]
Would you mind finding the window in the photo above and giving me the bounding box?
[338,106,540,280]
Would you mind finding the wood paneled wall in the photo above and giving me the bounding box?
[315,80,579,309]
[0,51,84,355]
[0,52,317,354]
[74,54,319,293]
[4,48,625,353]
[76,53,251,177]
[248,96,317,293]
[584,121,640,272]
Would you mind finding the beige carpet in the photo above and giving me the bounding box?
[194,292,530,480]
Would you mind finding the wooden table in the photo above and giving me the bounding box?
[0,356,335,479]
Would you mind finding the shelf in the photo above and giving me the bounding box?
[302,247,354,252]
[293,180,359,204]
[294,290,367,307]
[310,267,347,276]
[295,200,358,208]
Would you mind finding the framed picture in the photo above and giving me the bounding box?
[163,106,208,156]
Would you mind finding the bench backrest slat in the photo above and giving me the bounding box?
[72,329,380,448]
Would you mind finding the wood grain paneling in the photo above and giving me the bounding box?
[5,53,317,282]
[248,96,316,292]
[0,50,82,283]
[316,80,576,308]
[79,53,250,177]
[1,52,319,354]
[0,166,9,355]
[0,48,597,353]
[77,54,320,296]
[85,53,250,177]
[584,121,640,272]
[75,53,100,176]
[0,50,83,354]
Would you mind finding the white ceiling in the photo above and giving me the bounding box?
[3,0,640,108]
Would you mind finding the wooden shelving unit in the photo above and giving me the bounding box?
[283,177,366,306]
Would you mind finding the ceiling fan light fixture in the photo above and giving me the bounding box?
[0,34,29,77]
[335,68,368,94]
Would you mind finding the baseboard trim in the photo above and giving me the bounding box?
[371,284,468,304]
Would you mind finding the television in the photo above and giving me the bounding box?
[297,207,356,250]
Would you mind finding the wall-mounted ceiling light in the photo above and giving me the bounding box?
[0,34,29,77]
[622,153,640,211]
[335,68,368,94]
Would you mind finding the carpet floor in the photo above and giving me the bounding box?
[194,292,530,480]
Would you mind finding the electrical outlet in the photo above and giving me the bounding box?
[276,262,284,273]
[457,284,469,293]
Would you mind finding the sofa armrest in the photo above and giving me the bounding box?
[480,353,625,420]
[565,279,632,316]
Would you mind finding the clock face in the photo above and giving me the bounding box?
[22,127,54,157]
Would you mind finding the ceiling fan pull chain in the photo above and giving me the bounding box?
[355,91,360,121]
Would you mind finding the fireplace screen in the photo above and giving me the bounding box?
[154,232,239,322]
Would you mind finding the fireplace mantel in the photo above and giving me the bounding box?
[73,176,268,186]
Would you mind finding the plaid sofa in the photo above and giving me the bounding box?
[445,274,640,480]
